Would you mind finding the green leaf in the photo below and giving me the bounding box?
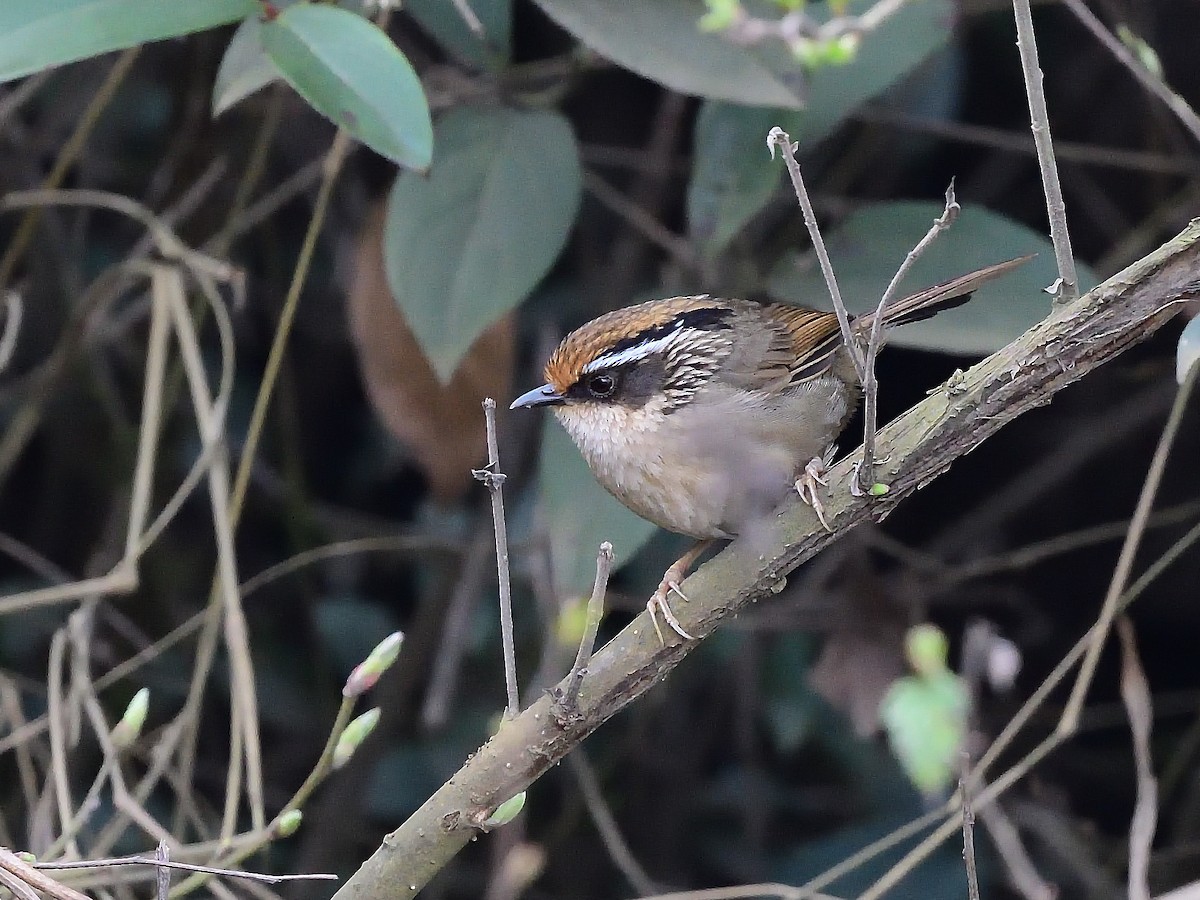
[0,0,257,83]
[262,3,432,170]
[879,669,969,797]
[531,0,803,108]
[767,202,1099,354]
[406,0,512,68]
[385,106,581,381]
[212,16,280,116]
[539,417,658,597]
[687,102,782,257]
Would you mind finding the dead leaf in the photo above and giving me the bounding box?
[347,201,514,502]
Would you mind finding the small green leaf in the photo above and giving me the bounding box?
[539,417,657,598]
[1116,24,1163,78]
[212,16,280,116]
[262,4,432,170]
[768,202,1099,354]
[333,707,381,769]
[1178,316,1200,385]
[880,669,969,797]
[688,102,782,257]
[275,809,303,837]
[406,0,512,68]
[531,0,803,108]
[868,482,890,497]
[905,623,948,678]
[385,106,581,380]
[0,0,257,83]
[484,791,527,827]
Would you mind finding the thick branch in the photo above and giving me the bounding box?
[333,223,1200,900]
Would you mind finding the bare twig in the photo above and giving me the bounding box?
[474,398,520,719]
[959,756,981,900]
[976,799,1054,900]
[1060,361,1198,734]
[155,841,170,900]
[562,543,615,712]
[1011,0,1078,303]
[567,752,656,896]
[0,848,89,900]
[767,127,863,379]
[1059,0,1200,145]
[1118,616,1157,900]
[0,291,21,373]
[35,856,337,884]
[859,181,959,487]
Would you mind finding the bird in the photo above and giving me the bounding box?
[511,257,1029,642]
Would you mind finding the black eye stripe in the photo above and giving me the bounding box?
[603,306,734,359]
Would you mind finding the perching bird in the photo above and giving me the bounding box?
[512,257,1028,641]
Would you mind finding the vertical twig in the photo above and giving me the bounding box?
[1011,0,1079,303]
[562,542,614,712]
[767,126,864,379]
[155,841,171,900]
[859,181,960,487]
[475,399,520,719]
[1118,616,1157,900]
[959,755,981,900]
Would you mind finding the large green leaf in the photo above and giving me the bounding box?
[212,16,279,116]
[539,417,658,597]
[406,0,512,69]
[0,0,257,83]
[687,102,782,257]
[767,202,1099,354]
[262,4,432,170]
[531,0,803,108]
[384,107,581,381]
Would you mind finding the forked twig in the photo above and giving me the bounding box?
[859,181,959,488]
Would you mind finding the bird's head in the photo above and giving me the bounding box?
[510,296,737,426]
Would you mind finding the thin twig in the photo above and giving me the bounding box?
[35,857,337,884]
[1118,616,1157,900]
[859,181,959,487]
[767,127,863,378]
[0,291,21,373]
[475,399,520,718]
[567,752,657,896]
[0,848,90,900]
[959,755,981,900]
[976,799,1054,900]
[1011,0,1078,303]
[1059,0,1200,145]
[562,543,614,712]
[1060,361,1198,734]
[155,842,170,900]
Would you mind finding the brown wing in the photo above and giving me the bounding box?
[762,304,845,385]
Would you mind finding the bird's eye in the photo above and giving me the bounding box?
[585,373,618,399]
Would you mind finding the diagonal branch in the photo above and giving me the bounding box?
[332,222,1200,900]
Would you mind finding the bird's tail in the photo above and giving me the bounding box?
[858,255,1034,331]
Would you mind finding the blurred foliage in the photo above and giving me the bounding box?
[0,1,1198,899]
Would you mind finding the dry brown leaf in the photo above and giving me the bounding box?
[347,201,514,502]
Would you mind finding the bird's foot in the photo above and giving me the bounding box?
[796,456,832,531]
[648,580,694,645]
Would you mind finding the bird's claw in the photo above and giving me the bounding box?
[648,581,694,645]
[796,456,832,531]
